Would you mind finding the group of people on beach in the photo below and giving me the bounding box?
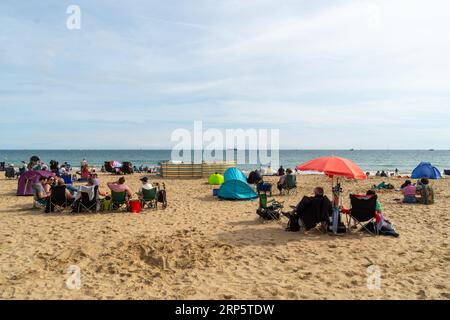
[400,178,435,205]
[32,173,156,213]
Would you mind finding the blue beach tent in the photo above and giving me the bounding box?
[218,168,257,200]
[411,162,442,179]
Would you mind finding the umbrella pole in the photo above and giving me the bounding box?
[332,177,340,234]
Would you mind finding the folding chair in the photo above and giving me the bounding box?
[283,174,297,195]
[47,185,69,213]
[257,193,284,221]
[76,186,99,213]
[140,187,157,209]
[111,191,129,211]
[343,194,380,236]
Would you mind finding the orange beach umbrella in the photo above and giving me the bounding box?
[296,156,366,180]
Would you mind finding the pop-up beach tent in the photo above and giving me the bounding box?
[411,162,442,179]
[218,168,257,200]
[17,170,55,196]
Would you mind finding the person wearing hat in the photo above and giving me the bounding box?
[137,177,153,198]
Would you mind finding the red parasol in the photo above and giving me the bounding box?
[296,156,367,180]
[296,156,367,234]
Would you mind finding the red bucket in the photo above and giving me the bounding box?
[129,200,141,214]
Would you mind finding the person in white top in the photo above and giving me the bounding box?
[137,177,154,199]
[139,177,153,191]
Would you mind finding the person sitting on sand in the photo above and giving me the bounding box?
[380,170,388,177]
[277,166,285,176]
[365,189,398,236]
[416,178,435,205]
[401,180,417,203]
[107,177,133,198]
[32,176,50,208]
[283,187,332,232]
[375,171,381,177]
[137,177,154,198]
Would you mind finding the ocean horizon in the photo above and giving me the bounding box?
[1,149,449,173]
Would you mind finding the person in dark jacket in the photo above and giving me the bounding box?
[283,187,332,231]
[247,170,262,185]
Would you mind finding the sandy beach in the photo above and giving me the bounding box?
[0,173,449,300]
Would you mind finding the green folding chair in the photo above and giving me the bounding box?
[141,187,157,209]
[257,193,283,221]
[111,191,129,211]
[283,174,297,195]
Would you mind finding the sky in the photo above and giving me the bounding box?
[1,0,450,149]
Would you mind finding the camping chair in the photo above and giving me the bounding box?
[140,187,157,209]
[47,185,69,213]
[282,174,297,195]
[111,191,129,211]
[343,194,380,236]
[76,186,99,213]
[257,193,284,221]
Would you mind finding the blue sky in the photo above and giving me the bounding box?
[1,0,449,149]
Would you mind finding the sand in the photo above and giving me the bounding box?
[0,173,449,300]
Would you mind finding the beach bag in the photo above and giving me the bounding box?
[100,198,113,212]
[286,215,301,232]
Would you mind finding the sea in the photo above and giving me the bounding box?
[1,150,449,174]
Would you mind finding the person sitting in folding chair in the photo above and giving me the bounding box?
[72,178,103,213]
[277,168,297,195]
[137,177,157,209]
[282,187,332,232]
[46,179,74,213]
[32,176,50,209]
[108,177,132,210]
[342,190,398,237]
